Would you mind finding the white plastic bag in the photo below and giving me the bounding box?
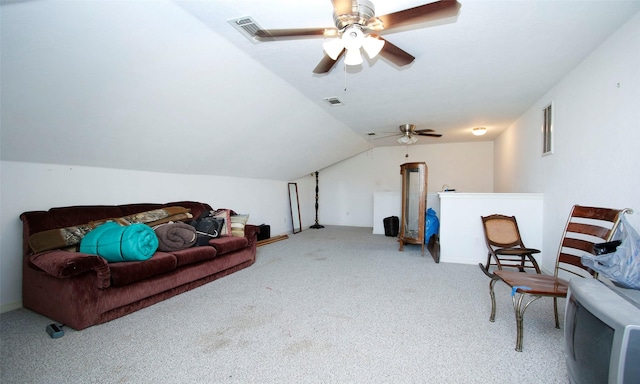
[581,215,640,289]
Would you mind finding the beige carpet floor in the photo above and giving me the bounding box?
[1,226,568,383]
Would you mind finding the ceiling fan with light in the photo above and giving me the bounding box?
[254,0,461,73]
[377,124,442,144]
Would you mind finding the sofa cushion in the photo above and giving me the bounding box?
[50,205,125,229]
[117,203,164,216]
[208,236,249,256]
[171,246,217,267]
[29,250,111,288]
[109,252,177,287]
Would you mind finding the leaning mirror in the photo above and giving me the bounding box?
[288,183,302,234]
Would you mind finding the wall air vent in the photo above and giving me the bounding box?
[228,17,264,43]
[323,97,344,106]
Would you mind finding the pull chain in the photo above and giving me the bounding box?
[344,61,348,92]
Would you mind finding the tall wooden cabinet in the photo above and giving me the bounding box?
[399,162,428,255]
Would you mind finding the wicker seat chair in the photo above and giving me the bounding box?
[488,205,632,351]
[479,214,541,278]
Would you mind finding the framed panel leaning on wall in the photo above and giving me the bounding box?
[542,102,553,155]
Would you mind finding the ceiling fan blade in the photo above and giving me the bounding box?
[415,132,443,137]
[378,0,461,31]
[255,28,338,40]
[378,38,415,67]
[313,51,343,74]
[414,128,435,133]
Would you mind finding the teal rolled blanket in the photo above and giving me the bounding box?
[80,222,158,263]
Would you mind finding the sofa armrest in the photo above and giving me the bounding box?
[29,250,111,289]
[244,224,259,247]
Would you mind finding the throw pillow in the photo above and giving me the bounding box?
[230,214,250,237]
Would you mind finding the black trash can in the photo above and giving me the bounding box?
[257,224,271,241]
[383,216,399,237]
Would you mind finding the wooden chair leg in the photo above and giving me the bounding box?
[553,297,560,328]
[528,254,542,274]
[479,263,495,278]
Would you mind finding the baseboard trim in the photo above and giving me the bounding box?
[257,234,289,247]
[1,301,22,314]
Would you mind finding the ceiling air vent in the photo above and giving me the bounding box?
[323,97,344,106]
[228,17,264,43]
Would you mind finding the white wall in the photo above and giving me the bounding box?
[316,141,494,227]
[438,193,543,265]
[494,13,640,272]
[0,161,291,310]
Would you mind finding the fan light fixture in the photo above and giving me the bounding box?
[253,0,462,74]
[397,135,419,144]
[362,35,384,58]
[472,127,487,136]
[322,25,385,66]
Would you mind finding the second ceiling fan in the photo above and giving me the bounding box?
[255,0,461,73]
[392,124,442,144]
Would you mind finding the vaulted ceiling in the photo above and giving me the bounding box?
[2,0,639,181]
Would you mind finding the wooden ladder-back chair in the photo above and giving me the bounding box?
[489,205,633,352]
[479,214,541,277]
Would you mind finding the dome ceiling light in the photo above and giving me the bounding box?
[472,127,487,136]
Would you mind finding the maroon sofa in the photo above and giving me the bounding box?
[19,201,258,330]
